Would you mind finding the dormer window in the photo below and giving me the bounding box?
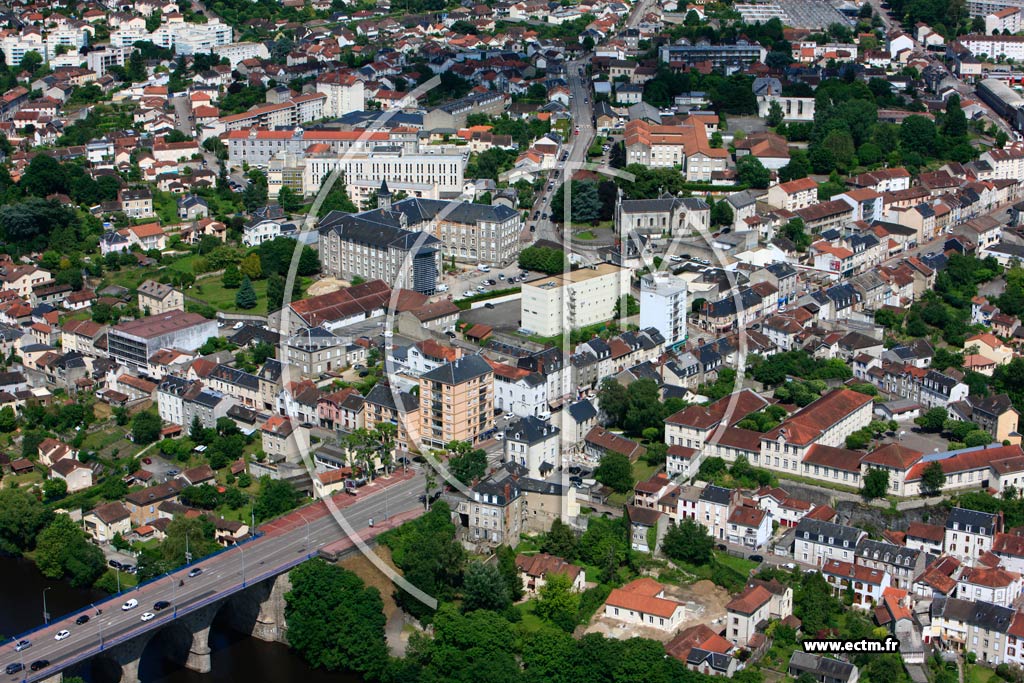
[981,527,986,535]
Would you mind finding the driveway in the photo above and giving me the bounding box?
[460,300,521,332]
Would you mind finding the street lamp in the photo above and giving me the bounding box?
[296,510,311,555]
[42,587,51,625]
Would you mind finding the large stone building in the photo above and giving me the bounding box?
[615,193,710,237]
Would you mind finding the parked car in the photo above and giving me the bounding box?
[122,599,138,611]
[108,560,122,569]
[484,303,495,309]
[143,457,152,465]
[748,554,764,563]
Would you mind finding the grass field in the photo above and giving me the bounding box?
[192,278,269,315]
[966,665,998,683]
[714,552,758,575]
[575,230,596,240]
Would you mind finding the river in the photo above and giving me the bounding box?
[0,555,360,683]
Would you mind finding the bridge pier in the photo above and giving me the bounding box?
[251,573,291,644]
[119,656,140,683]
[185,624,212,674]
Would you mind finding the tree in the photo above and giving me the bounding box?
[594,452,633,493]
[710,200,734,227]
[19,51,43,76]
[737,155,771,189]
[900,115,938,156]
[35,514,106,588]
[543,518,578,560]
[519,245,569,275]
[235,276,257,309]
[0,488,52,554]
[535,572,580,632]
[462,560,512,613]
[662,518,714,565]
[0,405,16,432]
[915,407,949,433]
[126,50,147,82]
[132,410,162,444]
[267,273,286,312]
[779,150,812,182]
[254,476,300,521]
[240,252,263,279]
[862,468,889,500]
[43,478,68,503]
[277,186,302,213]
[921,461,946,495]
[222,263,242,288]
[285,559,388,678]
[767,99,785,126]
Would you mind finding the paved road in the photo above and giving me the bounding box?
[1,473,425,683]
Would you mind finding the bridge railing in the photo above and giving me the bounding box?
[3,531,265,649]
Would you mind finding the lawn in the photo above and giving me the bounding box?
[714,552,758,575]
[575,230,596,240]
[191,277,269,315]
[81,425,129,453]
[517,600,546,633]
[966,665,998,683]
[632,459,658,484]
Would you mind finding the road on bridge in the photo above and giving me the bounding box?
[2,470,426,683]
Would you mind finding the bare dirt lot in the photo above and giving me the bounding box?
[305,277,350,297]
[583,579,732,642]
[340,545,401,617]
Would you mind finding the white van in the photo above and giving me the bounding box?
[436,283,449,292]
[477,264,491,273]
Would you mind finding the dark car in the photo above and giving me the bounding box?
[529,226,536,232]
[358,370,370,377]
[568,465,582,475]
[446,331,456,338]
[6,663,23,675]
[569,475,583,487]
[75,614,90,626]
[533,211,540,220]
[29,660,49,672]
[484,302,495,309]
[541,213,548,220]
[748,554,764,563]
[716,544,726,551]
[108,559,122,569]
[153,601,171,611]
[188,567,203,578]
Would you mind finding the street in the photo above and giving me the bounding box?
[1,473,425,683]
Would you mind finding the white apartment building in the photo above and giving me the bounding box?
[226,128,411,167]
[316,72,366,117]
[86,45,129,77]
[211,41,270,68]
[958,33,1024,61]
[503,416,560,479]
[300,150,467,205]
[640,272,688,348]
[793,518,866,567]
[1,32,47,64]
[520,263,628,337]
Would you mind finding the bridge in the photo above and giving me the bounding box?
[2,471,425,683]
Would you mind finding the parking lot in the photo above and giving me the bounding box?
[443,263,526,299]
[460,300,522,332]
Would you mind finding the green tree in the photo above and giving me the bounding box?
[543,518,579,561]
[662,518,714,565]
[900,115,938,156]
[222,263,242,288]
[35,514,106,588]
[915,407,949,433]
[710,200,734,226]
[285,559,388,678]
[126,50,147,82]
[779,150,812,182]
[43,478,68,503]
[767,99,785,127]
[594,452,633,493]
[277,186,302,213]
[862,468,889,500]
[235,276,257,309]
[240,252,262,280]
[267,273,286,311]
[462,560,512,612]
[446,441,487,485]
[535,572,581,632]
[737,155,771,188]
[161,515,221,568]
[921,461,946,494]
[0,487,52,554]
[19,51,43,76]
[254,476,300,521]
[0,405,16,432]
[131,410,162,444]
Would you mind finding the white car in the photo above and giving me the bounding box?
[54,631,70,641]
[670,256,683,262]
[140,612,155,622]
[121,599,138,611]
[233,322,244,330]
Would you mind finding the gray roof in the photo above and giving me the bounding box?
[699,484,732,506]
[209,364,259,390]
[392,197,518,225]
[364,384,418,413]
[318,207,440,253]
[505,415,559,444]
[795,518,864,548]
[854,539,920,566]
[931,597,1014,634]
[567,399,597,423]
[420,354,492,384]
[945,507,999,533]
[789,652,858,682]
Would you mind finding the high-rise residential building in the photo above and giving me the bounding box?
[418,355,494,448]
[640,272,688,348]
[521,263,628,337]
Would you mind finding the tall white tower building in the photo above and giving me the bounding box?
[640,272,688,348]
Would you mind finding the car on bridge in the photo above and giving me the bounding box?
[122,599,138,611]
[54,631,70,641]
[30,660,49,672]
[188,567,203,578]
[153,601,171,611]
[140,612,155,622]
[5,663,23,675]
[14,640,30,652]
[75,615,90,625]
